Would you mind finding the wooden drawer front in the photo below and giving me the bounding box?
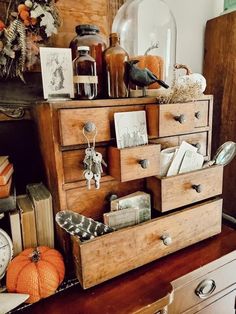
[179,132,208,156]
[170,259,236,314]
[72,198,222,289]
[66,179,145,221]
[63,147,108,183]
[194,100,209,128]
[147,165,223,212]
[147,102,195,138]
[59,105,145,146]
[108,144,160,182]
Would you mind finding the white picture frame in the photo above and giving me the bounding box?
[40,47,74,100]
[114,111,148,149]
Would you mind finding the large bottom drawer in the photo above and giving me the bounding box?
[72,198,222,289]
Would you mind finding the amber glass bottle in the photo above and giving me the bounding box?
[70,24,106,98]
[73,46,97,100]
[103,33,129,98]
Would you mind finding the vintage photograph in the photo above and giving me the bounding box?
[114,111,148,149]
[40,47,74,99]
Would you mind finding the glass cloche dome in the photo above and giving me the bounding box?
[112,0,177,94]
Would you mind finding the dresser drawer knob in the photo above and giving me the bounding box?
[160,234,172,246]
[195,111,201,119]
[84,122,96,133]
[139,159,150,169]
[192,184,202,193]
[174,114,186,124]
[195,279,216,299]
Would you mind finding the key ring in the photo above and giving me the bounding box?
[82,124,97,148]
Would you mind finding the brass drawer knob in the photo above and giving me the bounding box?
[139,159,150,169]
[195,279,216,299]
[160,234,172,246]
[195,111,201,119]
[192,184,202,193]
[174,114,186,124]
[84,122,96,133]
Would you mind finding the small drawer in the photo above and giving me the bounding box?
[62,147,108,183]
[108,144,160,182]
[147,165,223,212]
[147,102,195,137]
[58,105,145,146]
[194,100,210,128]
[170,258,236,313]
[72,198,222,289]
[179,132,208,157]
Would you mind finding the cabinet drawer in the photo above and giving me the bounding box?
[194,100,210,128]
[63,147,108,183]
[72,198,222,289]
[108,144,160,182]
[147,165,223,212]
[170,259,236,313]
[179,132,208,157]
[147,101,210,138]
[58,105,145,146]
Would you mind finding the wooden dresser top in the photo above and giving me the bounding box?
[19,224,236,314]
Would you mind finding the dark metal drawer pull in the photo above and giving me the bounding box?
[195,279,216,299]
[174,114,186,124]
[160,234,172,246]
[84,122,96,133]
[192,184,202,193]
[139,159,150,169]
[195,111,201,119]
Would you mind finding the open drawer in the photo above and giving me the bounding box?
[146,165,223,212]
[71,198,222,289]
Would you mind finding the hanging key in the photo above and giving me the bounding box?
[84,170,93,190]
[94,173,101,189]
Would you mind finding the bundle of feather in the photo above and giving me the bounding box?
[55,211,114,242]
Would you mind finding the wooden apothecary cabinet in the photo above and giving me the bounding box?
[34,95,222,291]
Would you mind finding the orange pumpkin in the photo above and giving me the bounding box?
[130,55,164,89]
[6,246,65,304]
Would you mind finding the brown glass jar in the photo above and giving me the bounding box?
[73,46,97,100]
[103,33,129,98]
[70,24,106,98]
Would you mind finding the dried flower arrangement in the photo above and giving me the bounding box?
[0,0,61,81]
[157,64,204,104]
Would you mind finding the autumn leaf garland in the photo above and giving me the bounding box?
[0,0,61,81]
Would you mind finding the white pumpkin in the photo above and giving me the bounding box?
[175,64,207,93]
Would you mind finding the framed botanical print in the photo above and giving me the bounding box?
[40,47,74,100]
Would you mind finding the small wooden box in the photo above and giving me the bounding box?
[147,165,223,212]
[72,198,222,289]
[108,144,160,182]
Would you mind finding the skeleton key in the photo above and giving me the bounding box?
[84,170,93,190]
[94,173,101,189]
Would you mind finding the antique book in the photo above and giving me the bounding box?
[9,209,22,256]
[110,191,151,212]
[26,183,54,248]
[0,156,9,174]
[0,163,13,185]
[17,195,37,249]
[0,176,12,199]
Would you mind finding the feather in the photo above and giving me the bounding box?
[55,211,115,242]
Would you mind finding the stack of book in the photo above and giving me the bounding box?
[7,182,54,257]
[0,156,14,203]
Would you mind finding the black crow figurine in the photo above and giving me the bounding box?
[125,60,169,96]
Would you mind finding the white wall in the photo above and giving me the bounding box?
[166,0,224,74]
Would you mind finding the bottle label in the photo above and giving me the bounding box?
[73,76,98,84]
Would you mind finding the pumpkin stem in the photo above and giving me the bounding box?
[30,248,41,263]
[174,64,193,75]
[144,42,159,56]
